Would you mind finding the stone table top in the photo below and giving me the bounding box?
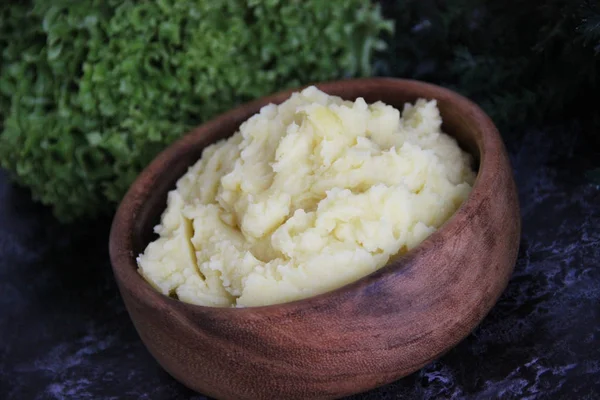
[1,124,599,399]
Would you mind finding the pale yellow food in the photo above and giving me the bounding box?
[137,86,476,307]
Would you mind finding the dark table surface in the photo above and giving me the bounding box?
[1,123,599,400]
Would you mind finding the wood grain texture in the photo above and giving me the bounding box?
[109,78,520,400]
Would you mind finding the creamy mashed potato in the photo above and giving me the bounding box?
[137,86,476,307]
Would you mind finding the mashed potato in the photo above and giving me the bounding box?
[137,86,476,307]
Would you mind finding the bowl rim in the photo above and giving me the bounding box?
[109,77,505,313]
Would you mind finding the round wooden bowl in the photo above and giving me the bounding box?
[109,78,520,400]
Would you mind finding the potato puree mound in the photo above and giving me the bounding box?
[137,86,476,307]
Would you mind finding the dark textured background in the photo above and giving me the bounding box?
[1,123,599,399]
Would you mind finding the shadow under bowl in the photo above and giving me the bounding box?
[109,78,520,400]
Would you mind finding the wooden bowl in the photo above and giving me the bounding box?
[109,78,520,400]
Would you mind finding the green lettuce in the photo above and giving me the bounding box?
[0,0,392,222]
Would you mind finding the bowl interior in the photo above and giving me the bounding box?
[130,80,483,268]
